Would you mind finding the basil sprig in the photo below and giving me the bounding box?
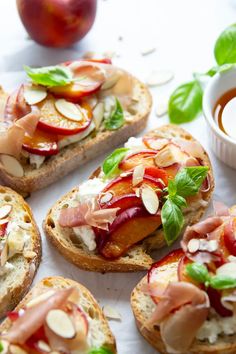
[186,263,236,290]
[88,347,113,354]
[0,342,3,353]
[169,23,236,124]
[24,65,73,87]
[102,147,129,178]
[161,166,208,245]
[105,98,125,130]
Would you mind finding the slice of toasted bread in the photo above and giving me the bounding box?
[0,75,151,195]
[0,186,41,318]
[44,125,214,273]
[0,276,117,353]
[131,276,236,353]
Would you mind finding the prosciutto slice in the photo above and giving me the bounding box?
[181,216,223,252]
[147,282,209,353]
[0,106,40,157]
[59,199,119,230]
[2,288,74,344]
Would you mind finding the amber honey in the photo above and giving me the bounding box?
[214,88,236,138]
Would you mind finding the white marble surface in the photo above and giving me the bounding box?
[0,1,236,353]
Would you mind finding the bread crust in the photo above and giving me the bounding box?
[0,276,117,353]
[0,77,151,195]
[131,275,236,354]
[0,186,41,318]
[44,124,214,273]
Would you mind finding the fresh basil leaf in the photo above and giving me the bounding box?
[186,263,209,284]
[167,179,177,197]
[105,98,124,130]
[214,24,236,65]
[24,65,73,87]
[102,148,129,177]
[209,275,236,290]
[174,166,208,198]
[88,348,113,354]
[168,81,203,124]
[171,194,187,208]
[0,342,3,352]
[161,199,184,245]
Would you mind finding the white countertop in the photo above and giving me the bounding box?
[0,1,236,353]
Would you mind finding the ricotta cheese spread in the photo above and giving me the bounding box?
[73,225,96,251]
[77,178,107,204]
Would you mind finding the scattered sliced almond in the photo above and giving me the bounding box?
[93,102,104,129]
[155,100,168,117]
[141,46,156,56]
[216,262,236,277]
[141,186,159,215]
[55,99,83,122]
[146,70,174,87]
[0,155,24,178]
[101,72,121,90]
[9,345,27,354]
[24,85,47,105]
[100,192,113,204]
[147,138,169,150]
[37,340,51,352]
[46,309,76,339]
[132,165,145,187]
[0,204,12,219]
[120,171,132,178]
[26,290,55,308]
[154,146,178,168]
[103,305,122,321]
[188,239,200,253]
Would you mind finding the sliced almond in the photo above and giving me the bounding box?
[93,102,104,129]
[154,146,179,168]
[188,238,200,253]
[46,309,76,339]
[82,51,96,59]
[24,86,47,105]
[146,70,174,87]
[101,72,121,90]
[155,100,168,117]
[141,186,159,215]
[26,290,55,308]
[0,204,12,219]
[141,46,156,56]
[216,262,236,277]
[100,192,113,204]
[103,305,122,321]
[55,99,83,122]
[132,165,145,187]
[9,345,27,354]
[147,138,169,151]
[0,155,24,178]
[37,340,51,352]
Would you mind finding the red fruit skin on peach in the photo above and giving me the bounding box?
[16,0,97,48]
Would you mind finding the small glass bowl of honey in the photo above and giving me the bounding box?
[203,67,236,169]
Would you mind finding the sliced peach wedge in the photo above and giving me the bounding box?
[95,206,162,259]
[119,150,157,171]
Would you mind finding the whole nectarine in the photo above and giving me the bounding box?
[16,0,97,47]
